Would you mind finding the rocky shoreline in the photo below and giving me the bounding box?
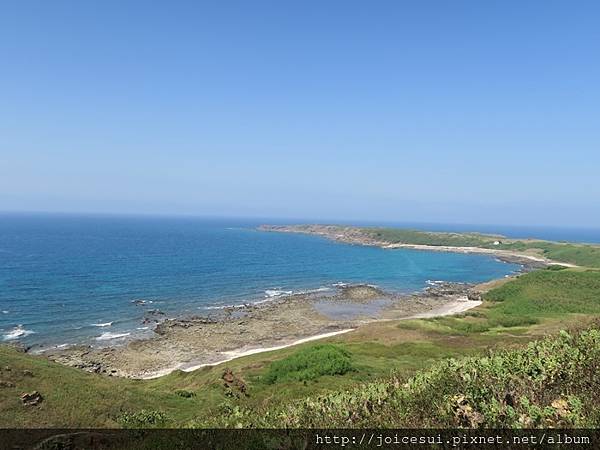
[44,282,484,379]
[37,223,551,380]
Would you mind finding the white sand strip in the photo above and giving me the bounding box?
[406,297,482,319]
[142,298,485,379]
[141,328,355,379]
[383,243,578,267]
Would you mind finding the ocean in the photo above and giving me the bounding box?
[3,213,590,349]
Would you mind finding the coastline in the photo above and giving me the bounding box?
[258,224,577,268]
[45,282,493,379]
[141,295,484,379]
[36,224,551,379]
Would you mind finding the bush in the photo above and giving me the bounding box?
[488,315,538,328]
[546,265,568,271]
[117,409,168,428]
[263,344,354,384]
[175,389,196,398]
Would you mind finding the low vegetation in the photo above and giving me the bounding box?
[366,227,501,248]
[263,344,354,384]
[117,409,169,428]
[209,326,600,427]
[363,227,600,268]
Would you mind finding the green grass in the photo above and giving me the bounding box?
[412,268,600,337]
[490,241,600,268]
[262,345,354,384]
[485,268,600,316]
[0,346,198,427]
[365,227,500,247]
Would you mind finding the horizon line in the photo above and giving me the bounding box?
[1,209,600,232]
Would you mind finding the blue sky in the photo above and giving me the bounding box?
[1,1,599,227]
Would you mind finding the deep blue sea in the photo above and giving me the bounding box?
[3,213,596,349]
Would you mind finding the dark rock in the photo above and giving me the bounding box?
[0,380,15,388]
[20,391,43,406]
[22,370,34,377]
[467,291,483,301]
[222,368,235,383]
[221,368,248,397]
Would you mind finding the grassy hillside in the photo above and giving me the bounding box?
[491,240,600,268]
[2,267,599,428]
[200,324,600,428]
[366,227,501,247]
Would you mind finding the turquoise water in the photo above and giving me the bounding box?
[0,214,521,349]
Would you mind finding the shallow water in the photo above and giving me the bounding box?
[313,298,393,320]
[0,214,521,348]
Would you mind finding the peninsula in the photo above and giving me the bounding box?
[259,224,600,268]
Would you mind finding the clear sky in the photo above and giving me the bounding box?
[1,1,599,227]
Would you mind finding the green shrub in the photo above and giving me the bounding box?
[175,389,196,398]
[546,265,568,271]
[117,409,168,428]
[488,315,538,328]
[263,344,354,384]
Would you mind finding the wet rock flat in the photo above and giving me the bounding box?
[46,282,476,379]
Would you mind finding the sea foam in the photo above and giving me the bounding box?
[2,325,35,341]
[264,289,293,298]
[95,332,131,341]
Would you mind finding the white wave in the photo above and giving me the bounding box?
[202,302,249,310]
[264,289,293,298]
[426,280,446,286]
[202,286,334,311]
[252,297,278,306]
[91,322,113,327]
[202,305,225,310]
[294,286,333,295]
[131,299,153,305]
[332,282,348,287]
[95,332,130,341]
[1,310,8,314]
[136,326,149,330]
[2,325,35,341]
